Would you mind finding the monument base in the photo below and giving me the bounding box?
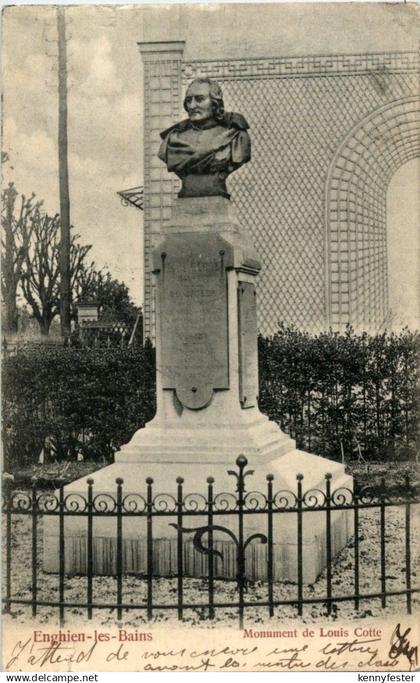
[115,395,295,465]
[43,450,353,584]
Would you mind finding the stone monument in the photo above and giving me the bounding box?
[44,77,353,583]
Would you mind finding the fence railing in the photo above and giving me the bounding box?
[72,321,133,349]
[2,456,419,628]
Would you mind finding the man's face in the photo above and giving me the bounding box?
[185,82,213,123]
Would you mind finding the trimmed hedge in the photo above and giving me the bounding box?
[2,327,419,471]
[259,325,419,461]
[2,342,156,470]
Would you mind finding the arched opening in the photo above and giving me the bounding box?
[325,96,420,333]
[387,158,420,331]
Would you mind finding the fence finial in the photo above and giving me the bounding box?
[236,454,248,467]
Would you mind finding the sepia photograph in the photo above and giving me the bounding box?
[1,1,419,673]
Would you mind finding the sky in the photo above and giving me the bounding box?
[2,2,419,315]
[2,5,146,302]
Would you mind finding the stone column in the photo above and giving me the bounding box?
[116,196,295,466]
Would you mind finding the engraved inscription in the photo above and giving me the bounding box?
[154,233,234,409]
[238,282,259,408]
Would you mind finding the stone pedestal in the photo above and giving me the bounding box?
[116,197,295,465]
[43,197,353,583]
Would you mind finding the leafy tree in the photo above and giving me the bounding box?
[78,270,142,327]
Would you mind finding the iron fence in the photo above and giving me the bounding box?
[2,456,419,628]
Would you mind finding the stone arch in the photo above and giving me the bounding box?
[325,96,420,332]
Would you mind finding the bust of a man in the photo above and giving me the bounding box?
[158,77,251,199]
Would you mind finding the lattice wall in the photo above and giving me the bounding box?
[327,97,420,331]
[140,48,419,338]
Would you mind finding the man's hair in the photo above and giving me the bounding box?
[183,78,225,121]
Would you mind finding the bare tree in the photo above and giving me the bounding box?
[1,183,43,334]
[20,211,94,336]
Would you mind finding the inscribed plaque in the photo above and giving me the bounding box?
[238,282,259,408]
[154,233,234,409]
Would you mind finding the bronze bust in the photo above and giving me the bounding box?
[158,77,251,199]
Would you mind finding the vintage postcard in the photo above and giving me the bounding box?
[1,2,419,675]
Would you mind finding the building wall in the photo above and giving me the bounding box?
[140,45,419,339]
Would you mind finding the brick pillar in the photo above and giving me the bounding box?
[138,41,185,342]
